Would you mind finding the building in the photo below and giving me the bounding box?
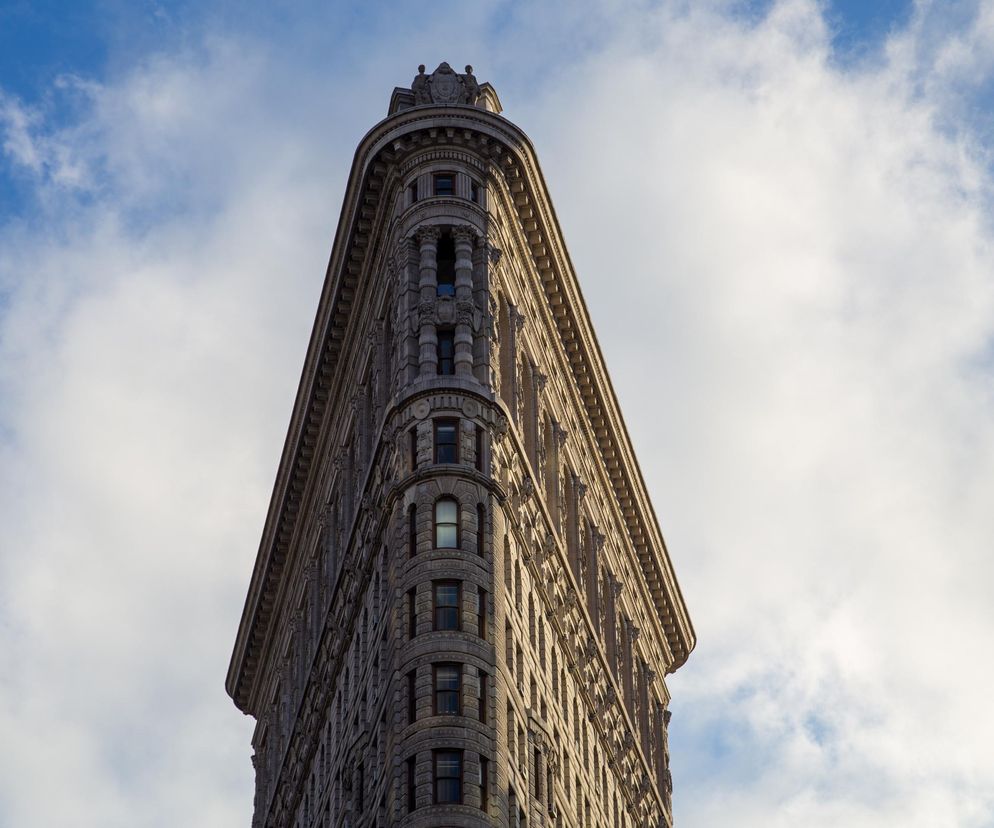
[226,62,696,828]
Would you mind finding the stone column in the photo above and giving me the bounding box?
[453,225,476,377]
[416,226,440,375]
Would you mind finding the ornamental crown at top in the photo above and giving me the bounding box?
[388,63,502,115]
[412,62,482,106]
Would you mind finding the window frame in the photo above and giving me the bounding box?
[433,749,463,805]
[434,497,460,549]
[433,172,455,197]
[433,580,462,631]
[432,662,462,716]
[433,418,460,464]
[436,329,455,375]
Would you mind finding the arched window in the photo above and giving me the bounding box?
[435,498,459,548]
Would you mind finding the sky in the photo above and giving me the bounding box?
[1,1,993,826]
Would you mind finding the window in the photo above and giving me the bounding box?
[408,670,417,724]
[480,756,489,811]
[437,330,455,374]
[409,426,418,470]
[436,234,455,296]
[479,671,488,724]
[435,498,459,548]
[433,581,461,630]
[434,419,459,463]
[470,180,480,204]
[477,586,487,639]
[433,750,462,804]
[433,663,461,714]
[408,181,418,204]
[476,504,486,556]
[434,173,455,196]
[475,425,484,471]
[408,504,418,557]
[408,588,417,639]
[407,756,417,812]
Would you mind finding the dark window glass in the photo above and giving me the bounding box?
[433,750,462,804]
[433,581,460,631]
[435,498,459,548]
[434,419,458,463]
[470,180,480,204]
[407,756,416,812]
[476,504,486,556]
[437,235,455,297]
[437,330,455,375]
[409,426,418,470]
[433,663,461,715]
[434,174,455,197]
[409,181,418,204]
[408,670,417,724]
[408,587,417,639]
[475,425,484,471]
[477,587,487,639]
[479,671,488,724]
[409,504,418,557]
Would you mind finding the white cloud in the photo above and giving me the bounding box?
[525,1,994,825]
[1,1,993,826]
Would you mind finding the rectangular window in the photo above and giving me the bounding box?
[475,425,484,471]
[407,756,417,812]
[436,235,455,296]
[408,588,417,639]
[433,750,462,804]
[408,181,418,204]
[476,504,486,556]
[408,504,418,557]
[477,587,487,639]
[437,330,455,375]
[433,581,461,631]
[409,426,418,470]
[480,756,489,812]
[434,419,459,463]
[470,180,480,204]
[407,669,417,724]
[479,671,488,724]
[433,663,461,715]
[433,173,455,196]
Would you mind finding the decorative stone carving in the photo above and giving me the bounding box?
[411,64,430,104]
[463,65,481,105]
[492,414,509,443]
[414,225,441,246]
[412,399,431,420]
[456,299,476,326]
[520,475,534,501]
[411,62,485,106]
[452,224,476,244]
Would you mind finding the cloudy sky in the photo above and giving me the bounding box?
[2,1,993,826]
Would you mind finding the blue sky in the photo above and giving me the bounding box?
[2,2,994,827]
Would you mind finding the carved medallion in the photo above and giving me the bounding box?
[429,62,463,104]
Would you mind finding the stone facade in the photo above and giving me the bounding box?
[226,63,696,828]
